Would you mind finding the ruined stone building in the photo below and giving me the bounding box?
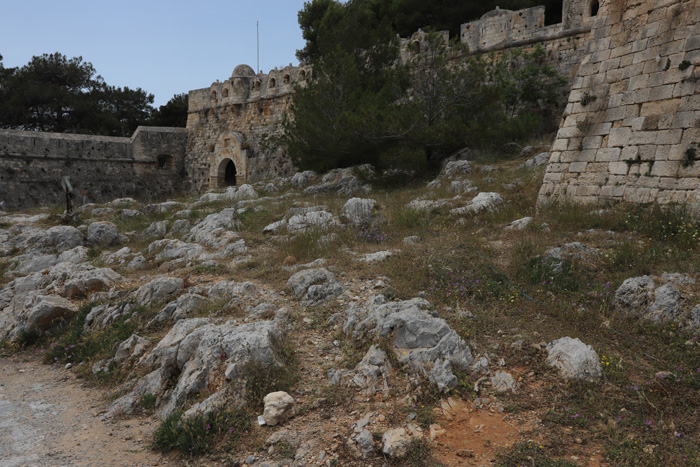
[2,0,697,210]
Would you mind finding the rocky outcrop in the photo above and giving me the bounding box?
[335,295,474,391]
[107,314,288,418]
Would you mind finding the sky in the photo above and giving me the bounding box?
[0,0,311,106]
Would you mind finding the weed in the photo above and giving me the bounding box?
[581,92,597,106]
[243,332,299,410]
[398,438,441,466]
[43,302,139,368]
[496,441,578,466]
[151,404,250,455]
[352,215,391,243]
[276,440,297,458]
[682,146,697,168]
[192,263,229,275]
[140,393,157,411]
[14,328,44,347]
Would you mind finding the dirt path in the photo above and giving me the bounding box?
[0,354,174,467]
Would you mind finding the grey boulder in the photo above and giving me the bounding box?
[546,337,602,381]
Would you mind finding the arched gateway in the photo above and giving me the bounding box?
[209,132,248,188]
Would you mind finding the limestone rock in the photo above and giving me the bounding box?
[46,226,84,253]
[187,208,242,247]
[108,316,287,418]
[360,251,393,263]
[338,295,473,390]
[304,174,369,196]
[143,201,185,215]
[646,284,681,323]
[544,242,597,273]
[546,337,602,381]
[382,428,412,458]
[113,334,150,364]
[61,267,123,299]
[448,179,477,195]
[87,221,120,247]
[491,371,518,393]
[615,276,655,314]
[148,239,204,263]
[134,277,184,305]
[149,293,209,325]
[451,192,503,215]
[287,210,339,234]
[287,268,342,306]
[290,170,317,188]
[263,391,295,426]
[341,198,377,225]
[143,221,168,239]
[226,184,259,201]
[27,294,78,335]
[441,160,472,178]
[352,345,391,396]
[505,217,533,231]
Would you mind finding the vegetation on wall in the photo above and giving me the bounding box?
[296,0,565,62]
[282,26,565,172]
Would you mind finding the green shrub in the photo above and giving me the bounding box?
[151,405,251,455]
[44,301,138,366]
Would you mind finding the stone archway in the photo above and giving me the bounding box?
[216,158,238,187]
[209,132,248,189]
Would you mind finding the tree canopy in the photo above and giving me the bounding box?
[0,53,187,137]
[285,0,568,174]
[296,0,564,62]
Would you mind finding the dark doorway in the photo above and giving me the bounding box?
[590,0,599,16]
[224,160,237,186]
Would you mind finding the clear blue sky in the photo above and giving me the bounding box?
[0,0,310,106]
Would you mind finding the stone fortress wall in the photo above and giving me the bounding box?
[184,63,312,193]
[186,0,598,193]
[538,0,700,206]
[400,0,596,80]
[6,0,692,210]
[0,127,187,211]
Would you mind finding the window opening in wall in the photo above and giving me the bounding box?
[254,80,261,91]
[411,40,420,56]
[299,70,306,81]
[544,0,563,25]
[283,74,290,84]
[590,0,599,16]
[223,88,229,97]
[269,78,276,88]
[224,160,237,186]
[211,90,217,100]
[157,154,172,169]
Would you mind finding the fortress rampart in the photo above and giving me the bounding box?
[184,64,311,192]
[0,127,186,210]
[538,0,700,206]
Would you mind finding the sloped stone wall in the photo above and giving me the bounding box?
[0,127,187,210]
[538,0,700,206]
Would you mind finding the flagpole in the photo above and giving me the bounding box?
[257,21,260,74]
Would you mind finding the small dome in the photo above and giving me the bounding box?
[232,64,255,78]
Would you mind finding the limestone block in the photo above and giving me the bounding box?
[650,161,679,177]
[640,98,680,116]
[595,148,621,162]
[569,162,588,173]
[608,128,632,147]
[608,162,629,175]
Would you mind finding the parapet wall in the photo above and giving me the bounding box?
[0,127,187,210]
[538,0,700,206]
